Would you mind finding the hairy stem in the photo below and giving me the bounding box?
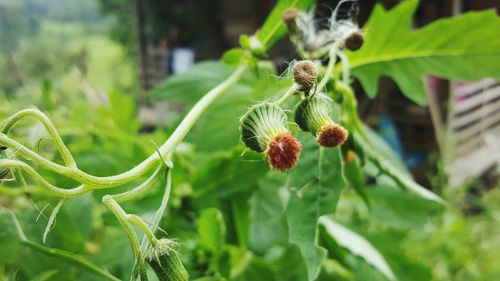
[0,64,248,194]
[0,109,76,168]
[317,45,339,91]
[276,83,300,106]
[102,195,145,277]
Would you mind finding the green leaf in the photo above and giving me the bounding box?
[342,154,370,207]
[249,173,288,254]
[31,270,59,281]
[255,0,315,48]
[0,211,21,263]
[318,217,397,281]
[197,208,226,255]
[286,134,345,280]
[353,125,445,205]
[222,49,245,67]
[349,0,500,105]
[365,185,439,229]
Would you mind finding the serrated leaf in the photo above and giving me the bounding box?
[255,0,315,48]
[349,0,500,105]
[286,134,345,280]
[318,217,397,281]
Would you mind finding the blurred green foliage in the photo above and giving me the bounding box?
[1,0,499,280]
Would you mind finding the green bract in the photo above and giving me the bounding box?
[295,93,333,134]
[240,102,289,152]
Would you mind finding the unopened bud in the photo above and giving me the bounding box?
[240,102,301,170]
[344,150,357,164]
[345,31,364,51]
[295,94,348,148]
[293,61,318,91]
[283,8,298,24]
[145,239,189,281]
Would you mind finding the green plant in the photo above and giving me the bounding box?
[1,0,499,280]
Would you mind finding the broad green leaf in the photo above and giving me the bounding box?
[255,0,315,48]
[318,217,397,281]
[286,134,345,280]
[366,185,439,229]
[349,0,500,105]
[0,211,21,263]
[249,173,288,254]
[353,125,445,205]
[197,208,226,255]
[191,149,268,206]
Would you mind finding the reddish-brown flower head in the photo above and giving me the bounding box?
[317,124,348,148]
[266,133,302,171]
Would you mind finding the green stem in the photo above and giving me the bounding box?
[112,165,162,203]
[140,168,172,252]
[128,214,158,247]
[276,83,299,106]
[0,159,88,197]
[0,64,249,195]
[0,109,76,168]
[317,45,339,91]
[338,51,350,85]
[102,195,145,277]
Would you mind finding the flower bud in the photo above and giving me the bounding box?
[293,61,318,91]
[145,239,189,281]
[295,94,348,148]
[344,150,357,164]
[345,30,364,51]
[282,8,298,24]
[240,102,301,170]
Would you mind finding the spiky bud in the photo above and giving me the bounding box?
[293,61,318,91]
[295,94,348,148]
[345,31,364,51]
[145,239,189,281]
[240,102,301,170]
[283,8,298,24]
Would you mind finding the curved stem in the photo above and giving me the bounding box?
[140,168,172,252]
[317,45,339,91]
[0,64,249,191]
[102,195,145,279]
[112,165,162,203]
[0,159,88,197]
[0,109,76,168]
[128,214,158,247]
[276,83,299,106]
[338,51,350,85]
